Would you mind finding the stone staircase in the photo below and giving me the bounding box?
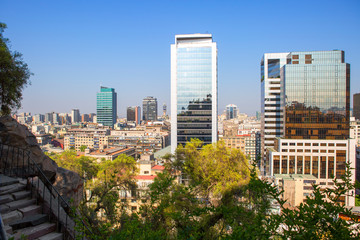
[0,174,63,240]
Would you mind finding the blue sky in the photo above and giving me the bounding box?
[1,0,360,117]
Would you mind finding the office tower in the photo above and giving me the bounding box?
[283,51,349,140]
[52,112,59,124]
[127,106,141,125]
[353,93,360,120]
[171,34,218,154]
[142,96,157,122]
[97,86,117,128]
[33,114,44,123]
[82,114,90,122]
[260,53,289,173]
[45,112,53,123]
[71,109,80,123]
[225,104,238,120]
[266,50,355,206]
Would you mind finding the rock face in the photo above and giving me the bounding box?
[0,116,83,205]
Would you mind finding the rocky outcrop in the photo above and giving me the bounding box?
[0,116,83,205]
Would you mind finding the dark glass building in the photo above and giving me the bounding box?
[283,51,350,139]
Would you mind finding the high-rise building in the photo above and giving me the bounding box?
[45,112,53,123]
[171,34,218,153]
[33,114,44,123]
[97,86,117,128]
[52,112,59,124]
[283,51,349,140]
[127,106,141,125]
[260,53,288,173]
[142,96,157,122]
[353,93,360,120]
[225,104,238,120]
[82,114,90,123]
[71,109,80,123]
[265,50,355,206]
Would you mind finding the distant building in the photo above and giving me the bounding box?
[82,114,90,123]
[225,104,238,120]
[142,96,157,122]
[171,34,218,153]
[353,93,360,120]
[97,86,117,128]
[45,112,53,123]
[163,103,167,116]
[127,106,141,125]
[33,114,44,123]
[71,109,80,123]
[52,112,59,124]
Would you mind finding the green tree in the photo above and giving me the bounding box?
[80,145,87,152]
[0,23,32,116]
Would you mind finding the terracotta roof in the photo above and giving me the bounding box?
[152,165,165,170]
[134,175,156,180]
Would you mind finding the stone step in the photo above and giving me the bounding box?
[37,231,63,240]
[19,205,42,217]
[12,190,31,200]
[1,209,23,225]
[5,198,36,212]
[4,224,13,234]
[0,193,14,204]
[0,203,11,214]
[0,183,26,195]
[0,174,19,187]
[10,214,49,230]
[12,222,56,240]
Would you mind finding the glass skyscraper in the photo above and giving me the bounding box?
[171,34,218,153]
[96,86,117,128]
[283,51,350,140]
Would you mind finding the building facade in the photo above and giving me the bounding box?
[127,106,141,125]
[142,97,157,122]
[71,109,80,123]
[171,34,218,153]
[261,53,289,174]
[97,86,117,128]
[266,50,355,206]
[353,93,360,120]
[225,104,238,120]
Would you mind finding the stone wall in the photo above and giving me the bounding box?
[0,116,83,205]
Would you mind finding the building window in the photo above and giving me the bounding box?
[297,156,303,174]
[292,55,299,59]
[312,156,318,178]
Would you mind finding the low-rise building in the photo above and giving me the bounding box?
[268,138,356,207]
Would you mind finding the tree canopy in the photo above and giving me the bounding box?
[0,23,32,116]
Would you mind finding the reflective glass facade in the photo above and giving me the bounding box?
[171,34,217,153]
[97,86,117,128]
[284,51,350,139]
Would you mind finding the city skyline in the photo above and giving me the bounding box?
[1,1,360,117]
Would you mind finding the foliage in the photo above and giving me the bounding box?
[109,140,359,240]
[80,145,87,152]
[0,23,32,116]
[49,141,360,239]
[48,151,138,238]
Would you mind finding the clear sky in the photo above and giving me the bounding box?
[1,0,360,117]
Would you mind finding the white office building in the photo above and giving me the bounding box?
[171,34,218,153]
